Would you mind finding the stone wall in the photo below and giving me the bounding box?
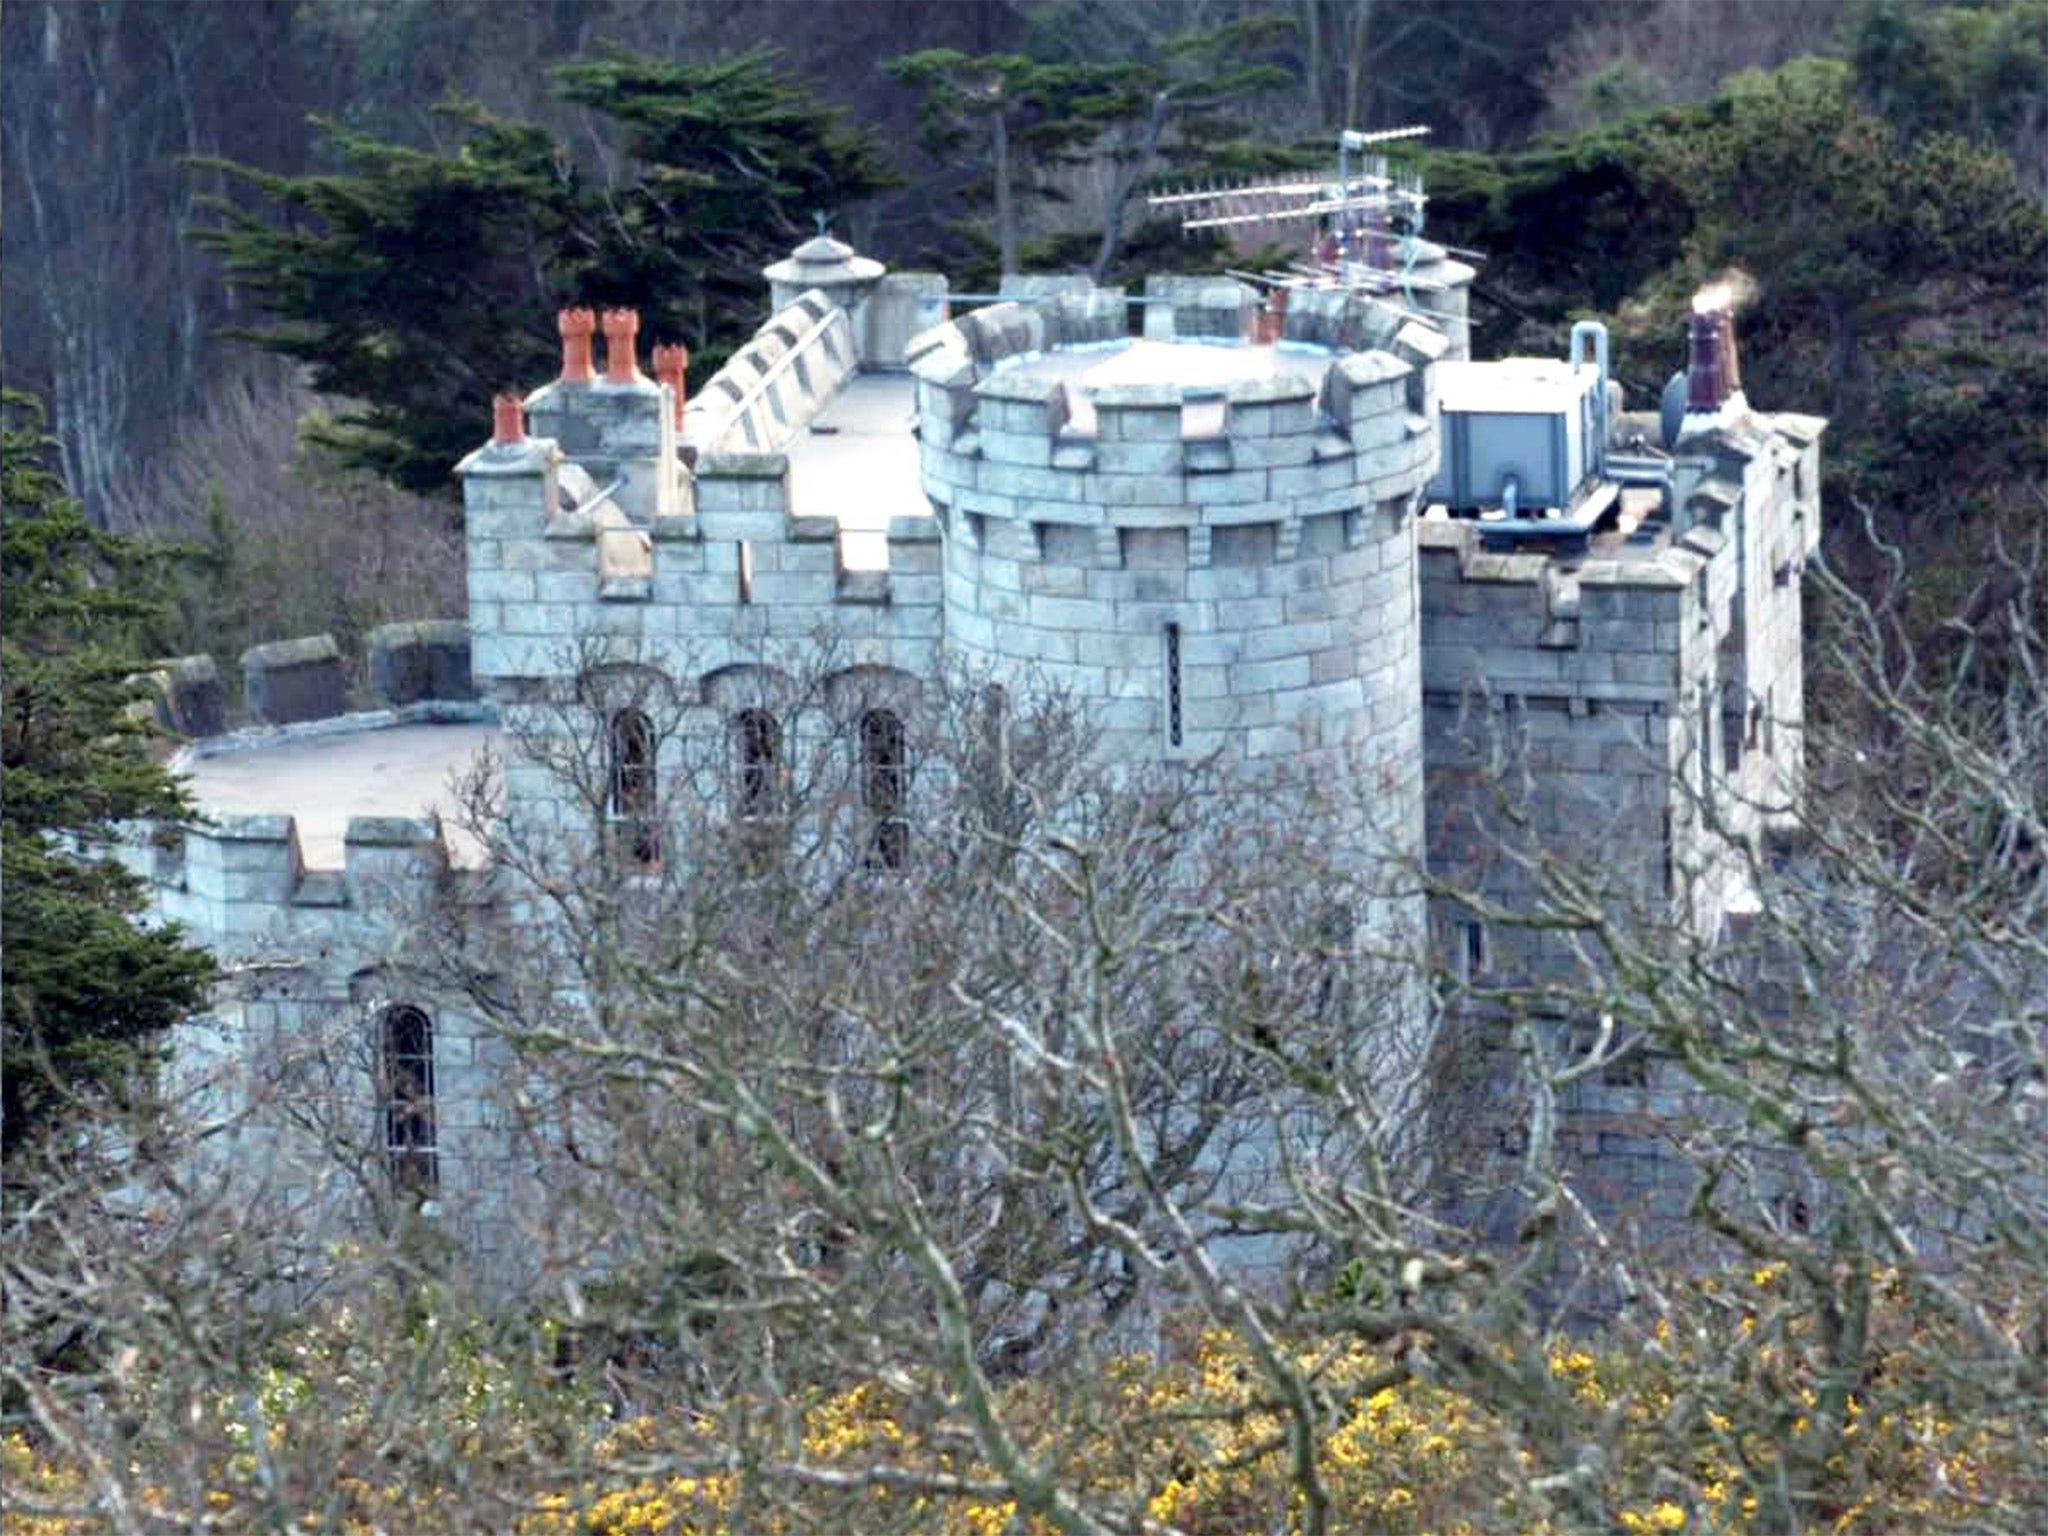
[911,295,1439,796]
[1418,401,1827,1263]
[132,630,474,740]
[460,435,942,695]
[1419,518,1696,978]
[687,292,859,455]
[126,798,525,1283]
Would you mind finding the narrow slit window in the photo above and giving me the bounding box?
[735,708,782,819]
[1462,921,1488,979]
[859,708,909,870]
[1700,683,1718,796]
[380,1004,438,1194]
[1164,622,1183,749]
[737,540,755,604]
[607,708,660,868]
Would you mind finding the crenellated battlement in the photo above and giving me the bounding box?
[180,810,449,898]
[910,291,1444,567]
[460,285,946,693]
[910,282,1448,782]
[123,802,466,953]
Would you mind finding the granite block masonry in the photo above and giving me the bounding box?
[137,225,1825,1285]
[368,620,474,707]
[242,634,349,725]
[132,653,227,738]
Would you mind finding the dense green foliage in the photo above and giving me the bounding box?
[1422,42,2048,584]
[889,18,1295,281]
[192,48,893,495]
[0,392,214,1164]
[1852,0,2048,170]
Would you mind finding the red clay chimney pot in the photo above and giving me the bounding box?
[492,392,526,445]
[652,342,689,429]
[601,308,641,384]
[558,307,597,384]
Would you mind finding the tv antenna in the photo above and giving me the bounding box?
[1147,126,1469,316]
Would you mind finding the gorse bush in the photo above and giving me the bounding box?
[2,1270,2020,1536]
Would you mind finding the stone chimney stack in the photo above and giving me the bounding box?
[523,305,676,519]
[1686,287,1736,412]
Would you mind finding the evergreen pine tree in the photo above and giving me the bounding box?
[2,390,215,1168]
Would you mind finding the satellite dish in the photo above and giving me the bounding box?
[1660,371,1687,449]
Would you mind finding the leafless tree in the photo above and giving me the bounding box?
[7,561,2048,1532]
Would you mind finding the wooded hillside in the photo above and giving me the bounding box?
[2,0,2043,653]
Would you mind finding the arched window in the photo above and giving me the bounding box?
[379,1004,438,1193]
[734,708,782,819]
[607,708,660,868]
[859,708,909,869]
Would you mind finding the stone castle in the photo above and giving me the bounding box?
[129,231,1824,1273]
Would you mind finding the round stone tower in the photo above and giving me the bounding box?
[912,283,1441,829]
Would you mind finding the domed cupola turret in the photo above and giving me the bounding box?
[762,229,887,357]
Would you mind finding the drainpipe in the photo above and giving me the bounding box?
[1570,319,1610,479]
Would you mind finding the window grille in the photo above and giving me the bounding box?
[859,708,909,870]
[607,708,660,868]
[380,1004,438,1193]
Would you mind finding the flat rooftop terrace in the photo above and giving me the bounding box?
[775,340,1345,568]
[782,372,921,571]
[992,338,1334,435]
[177,718,500,869]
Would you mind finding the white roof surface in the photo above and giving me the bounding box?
[1435,358,1595,415]
[783,374,922,571]
[179,720,500,869]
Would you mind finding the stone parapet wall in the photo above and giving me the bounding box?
[1417,519,1698,704]
[464,439,942,689]
[136,806,460,948]
[688,291,858,455]
[138,628,474,740]
[368,620,475,707]
[911,295,1442,789]
[242,634,350,726]
[131,654,227,739]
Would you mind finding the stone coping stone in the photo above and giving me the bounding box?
[887,515,941,543]
[368,620,474,707]
[345,814,444,847]
[975,372,1064,405]
[242,633,348,726]
[200,811,299,842]
[696,451,790,479]
[456,436,558,478]
[1091,382,1182,408]
[171,701,500,766]
[133,654,227,739]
